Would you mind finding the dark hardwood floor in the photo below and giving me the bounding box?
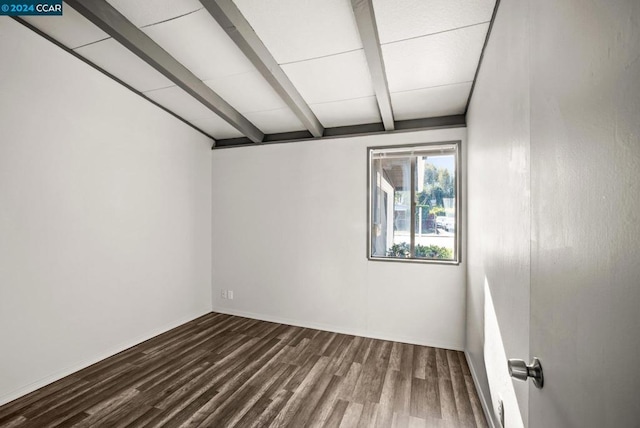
[0,313,488,427]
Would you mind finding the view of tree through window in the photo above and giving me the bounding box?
[369,143,459,263]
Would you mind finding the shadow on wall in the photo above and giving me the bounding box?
[484,277,524,428]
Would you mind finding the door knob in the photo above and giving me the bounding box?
[508,357,544,389]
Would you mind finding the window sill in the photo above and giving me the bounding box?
[367,256,460,266]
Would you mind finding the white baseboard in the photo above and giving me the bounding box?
[0,310,210,407]
[211,306,464,352]
[465,351,499,428]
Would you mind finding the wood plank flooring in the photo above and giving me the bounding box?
[0,313,488,427]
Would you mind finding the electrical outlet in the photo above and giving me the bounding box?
[228,290,234,300]
[498,399,505,427]
[221,290,227,299]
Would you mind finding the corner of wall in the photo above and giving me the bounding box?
[465,351,499,428]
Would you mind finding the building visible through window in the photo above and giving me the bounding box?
[368,142,460,263]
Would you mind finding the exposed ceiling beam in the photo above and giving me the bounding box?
[199,0,324,138]
[214,115,465,149]
[351,0,395,131]
[65,0,264,143]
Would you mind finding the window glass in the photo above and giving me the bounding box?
[369,143,459,263]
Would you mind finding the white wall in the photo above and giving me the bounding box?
[212,128,466,350]
[0,19,212,404]
[465,0,531,426]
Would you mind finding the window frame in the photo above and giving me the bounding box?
[366,141,462,265]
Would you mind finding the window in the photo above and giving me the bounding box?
[368,142,460,263]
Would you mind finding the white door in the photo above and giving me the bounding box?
[527,0,640,426]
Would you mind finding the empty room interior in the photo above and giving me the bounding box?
[1,0,638,427]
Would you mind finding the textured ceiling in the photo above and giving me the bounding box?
[19,0,496,146]
[234,0,363,63]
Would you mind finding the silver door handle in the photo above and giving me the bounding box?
[508,357,544,389]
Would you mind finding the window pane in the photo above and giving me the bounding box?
[371,156,411,258]
[369,143,459,263]
[414,154,455,260]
